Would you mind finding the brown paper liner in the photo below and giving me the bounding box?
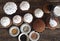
[33,19,45,32]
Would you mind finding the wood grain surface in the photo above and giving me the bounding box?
[0,0,60,41]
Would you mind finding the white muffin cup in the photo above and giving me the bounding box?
[20,1,30,11]
[9,26,20,37]
[18,33,29,41]
[20,23,31,34]
[1,17,11,28]
[13,15,23,26]
[3,2,17,15]
[53,5,60,17]
[49,18,57,27]
[29,31,40,41]
[23,13,33,23]
[34,8,44,18]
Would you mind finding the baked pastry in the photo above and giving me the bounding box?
[33,19,45,32]
[43,3,55,14]
[9,26,20,37]
[13,15,23,26]
[0,17,12,28]
[20,1,30,11]
[23,13,33,23]
[3,2,17,15]
[43,3,51,14]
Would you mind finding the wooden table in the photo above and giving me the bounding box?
[0,0,60,41]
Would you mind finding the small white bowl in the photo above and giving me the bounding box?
[9,26,20,37]
[20,1,30,11]
[1,17,11,28]
[20,23,31,34]
[13,15,23,26]
[3,2,17,15]
[23,13,33,23]
[18,33,29,41]
[29,31,40,41]
[34,8,44,18]
[53,5,60,17]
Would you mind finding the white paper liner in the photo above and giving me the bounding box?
[20,23,31,34]
[13,15,22,25]
[49,19,57,27]
[53,6,60,17]
[34,8,44,18]
[3,2,17,15]
[20,1,30,11]
[29,31,40,41]
[9,26,20,37]
[23,13,33,23]
[1,17,11,27]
